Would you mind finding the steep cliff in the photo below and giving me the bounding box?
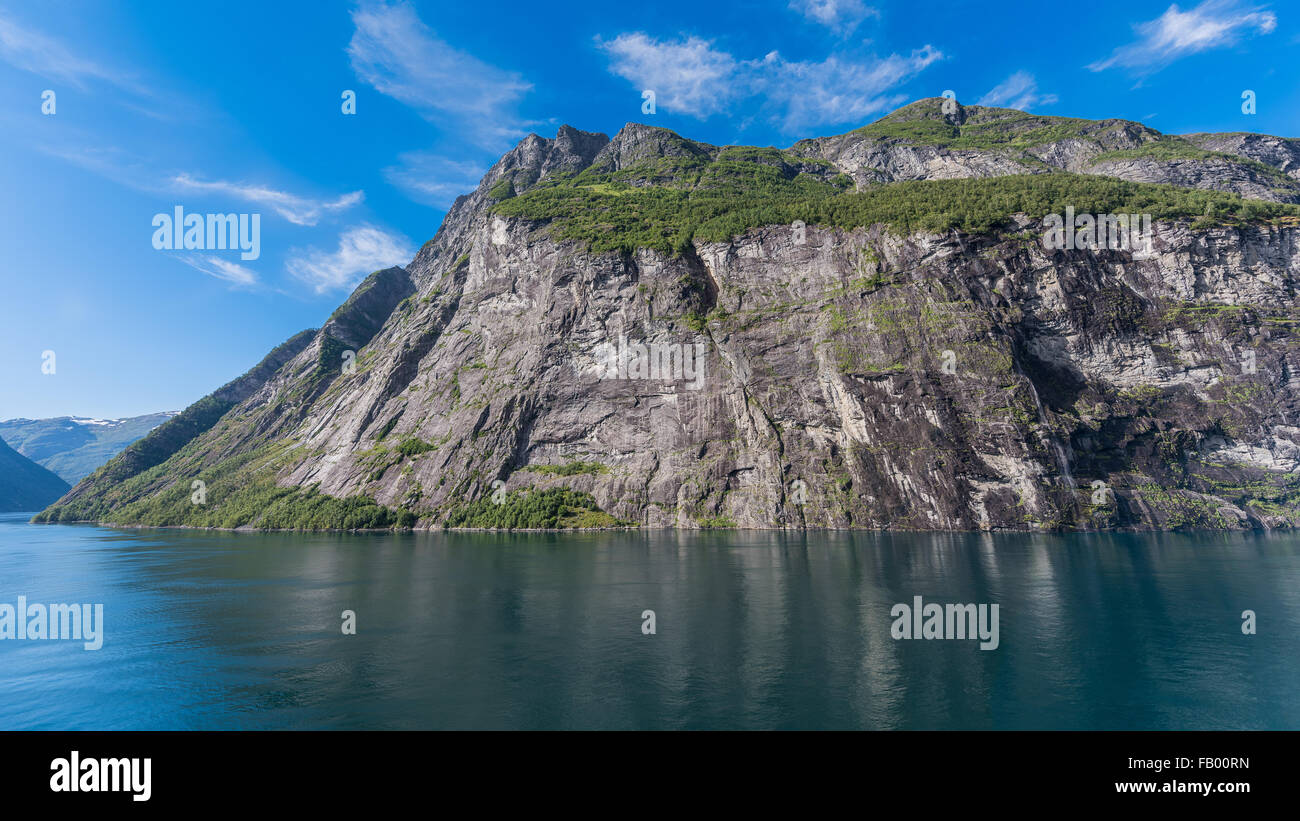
[38,100,1300,531]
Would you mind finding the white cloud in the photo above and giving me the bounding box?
[754,47,942,132]
[171,174,362,227]
[286,226,414,294]
[348,0,535,210]
[35,146,361,234]
[1090,0,1277,73]
[598,33,741,119]
[789,0,880,35]
[348,0,531,145]
[977,71,1059,111]
[181,256,259,288]
[0,12,145,92]
[599,32,941,131]
[383,152,486,209]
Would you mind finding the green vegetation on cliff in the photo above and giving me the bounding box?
[38,479,416,530]
[852,105,1097,153]
[34,440,418,531]
[495,167,1300,255]
[521,460,608,476]
[442,487,631,529]
[75,330,316,493]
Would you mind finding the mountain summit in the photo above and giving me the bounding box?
[39,100,1300,531]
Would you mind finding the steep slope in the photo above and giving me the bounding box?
[38,101,1300,532]
[40,329,317,521]
[795,99,1300,203]
[0,437,70,512]
[1185,132,1300,180]
[0,412,177,484]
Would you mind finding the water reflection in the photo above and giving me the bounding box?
[0,514,1296,729]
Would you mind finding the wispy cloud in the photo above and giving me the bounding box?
[598,33,741,119]
[977,71,1059,111]
[348,0,535,210]
[383,152,486,209]
[789,0,880,35]
[37,143,361,233]
[348,0,531,146]
[598,32,941,131]
[1090,0,1277,74]
[181,256,259,288]
[34,141,156,191]
[171,175,362,226]
[754,47,942,132]
[0,12,146,93]
[286,226,414,294]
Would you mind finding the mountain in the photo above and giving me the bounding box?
[38,99,1300,531]
[0,412,178,484]
[0,436,70,513]
[790,100,1300,203]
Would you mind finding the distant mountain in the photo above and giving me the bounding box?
[0,413,177,484]
[0,436,69,513]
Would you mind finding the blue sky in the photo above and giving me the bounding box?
[1,0,1296,419]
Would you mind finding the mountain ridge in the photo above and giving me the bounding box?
[490,98,1300,204]
[0,412,179,484]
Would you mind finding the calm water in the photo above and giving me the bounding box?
[0,511,1297,729]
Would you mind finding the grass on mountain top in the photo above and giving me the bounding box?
[852,109,1098,153]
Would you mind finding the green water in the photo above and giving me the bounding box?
[0,513,1296,729]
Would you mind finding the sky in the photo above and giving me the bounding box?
[1,0,1297,420]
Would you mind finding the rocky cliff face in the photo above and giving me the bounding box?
[1187,132,1300,180]
[41,100,1300,531]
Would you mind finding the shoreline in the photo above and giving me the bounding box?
[19,518,1294,535]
